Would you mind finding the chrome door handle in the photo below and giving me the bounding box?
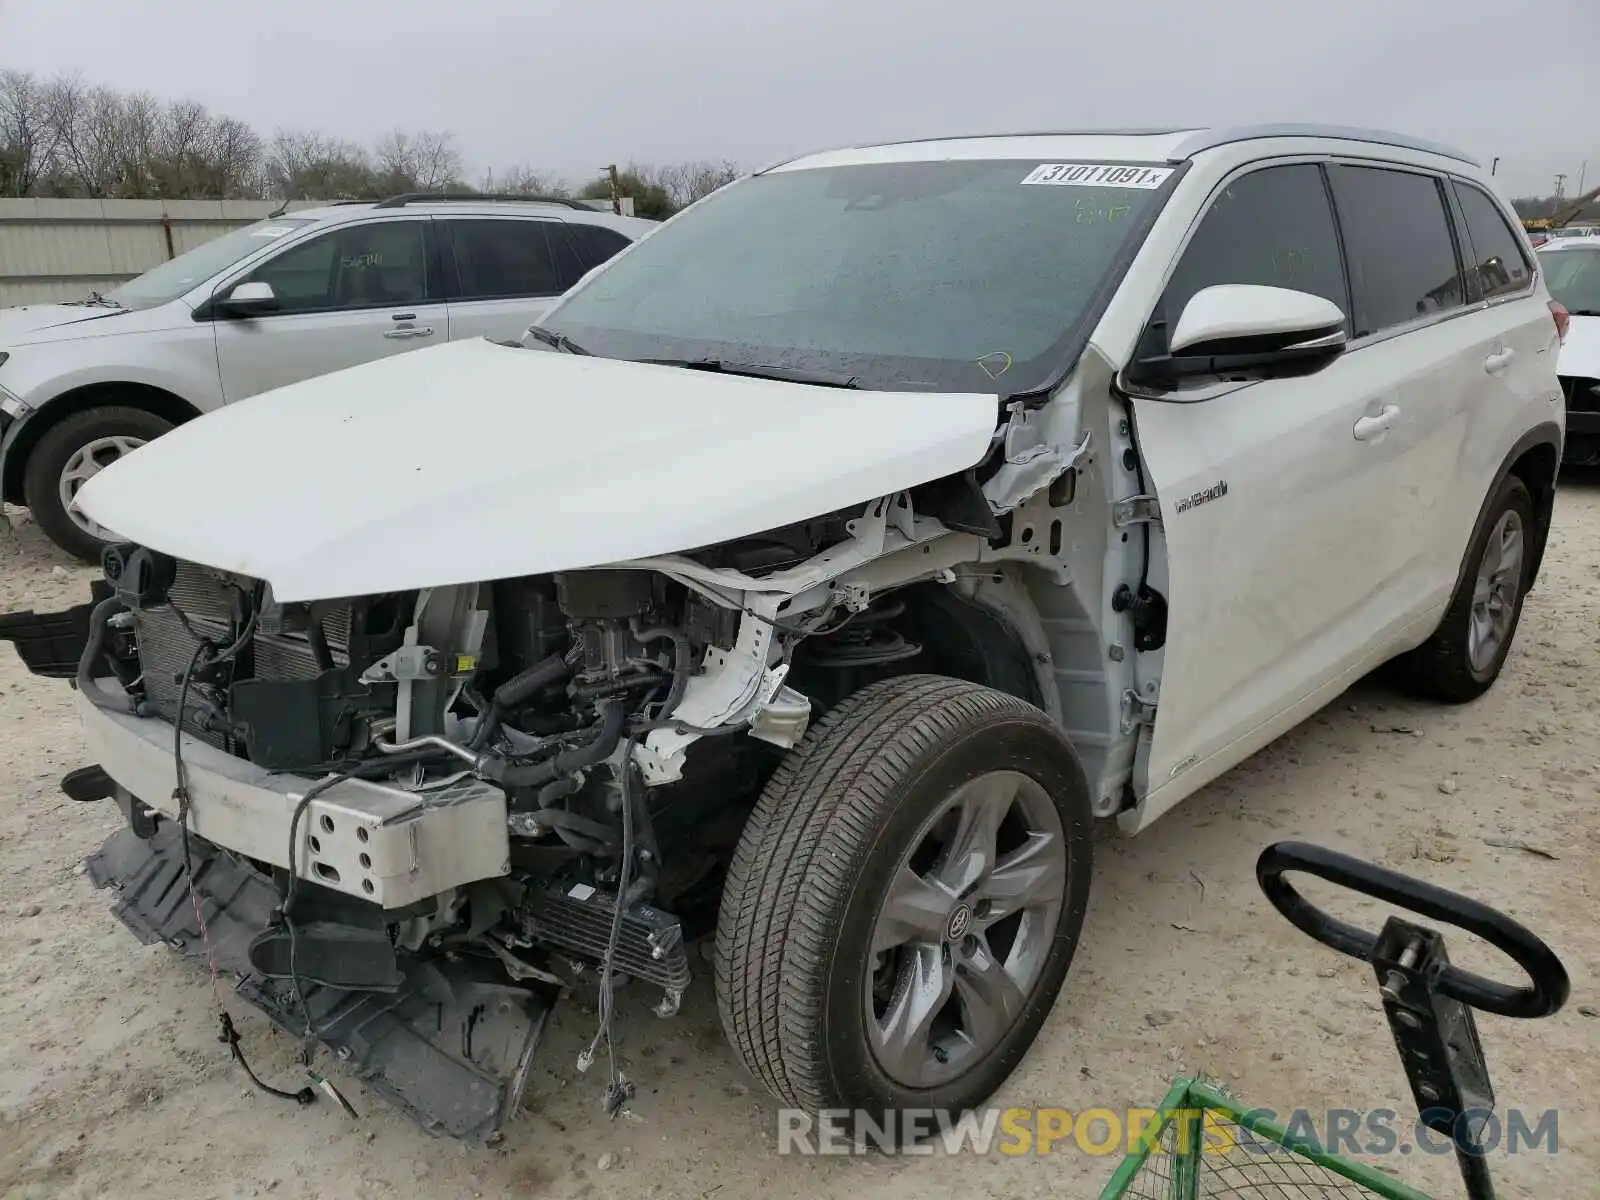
[383,326,434,340]
[1353,404,1401,442]
[1484,348,1516,375]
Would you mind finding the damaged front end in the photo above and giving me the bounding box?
[2,490,985,1141]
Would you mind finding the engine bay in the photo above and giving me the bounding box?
[20,480,1038,1141]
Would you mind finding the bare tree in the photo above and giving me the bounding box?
[207,116,266,198]
[484,164,570,197]
[142,101,265,198]
[264,128,378,199]
[3,65,736,207]
[41,75,97,194]
[43,78,146,197]
[658,158,741,208]
[374,128,464,193]
[0,70,59,196]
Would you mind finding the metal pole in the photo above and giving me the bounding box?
[1454,1136,1498,1200]
[1579,161,1589,198]
[599,163,621,215]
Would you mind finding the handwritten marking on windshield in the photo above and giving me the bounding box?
[976,352,1013,380]
[1076,199,1134,225]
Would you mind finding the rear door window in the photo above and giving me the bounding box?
[1327,166,1465,337]
[1452,181,1534,299]
[447,219,564,300]
[1156,163,1350,336]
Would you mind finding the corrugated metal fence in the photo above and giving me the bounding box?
[0,198,323,306]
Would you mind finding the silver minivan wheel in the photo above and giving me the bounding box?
[58,434,147,541]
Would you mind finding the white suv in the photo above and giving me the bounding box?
[0,194,654,559]
[0,125,1566,1144]
[1535,235,1600,463]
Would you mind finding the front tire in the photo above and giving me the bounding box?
[714,675,1093,1131]
[1391,473,1534,703]
[21,405,172,562]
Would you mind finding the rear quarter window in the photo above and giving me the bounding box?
[1453,182,1534,299]
[566,224,632,271]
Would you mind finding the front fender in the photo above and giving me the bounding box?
[0,407,34,503]
[0,347,218,503]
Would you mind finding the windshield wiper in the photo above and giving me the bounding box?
[1567,308,1600,317]
[524,326,590,355]
[634,358,860,389]
[64,291,125,309]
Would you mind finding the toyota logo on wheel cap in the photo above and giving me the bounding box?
[946,904,973,941]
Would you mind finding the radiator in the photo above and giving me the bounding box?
[134,562,352,747]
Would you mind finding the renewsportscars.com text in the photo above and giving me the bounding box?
[775,1105,1559,1158]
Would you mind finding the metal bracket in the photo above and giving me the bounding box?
[1374,919,1494,1124]
[1120,689,1157,733]
[1372,918,1499,1198]
[360,644,448,684]
[1112,495,1162,527]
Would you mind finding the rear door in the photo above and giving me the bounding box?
[1447,176,1563,483]
[440,217,570,342]
[1124,161,1419,791]
[1319,163,1481,619]
[214,218,447,400]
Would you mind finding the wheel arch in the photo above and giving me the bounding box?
[1460,422,1562,602]
[889,567,1125,816]
[1,382,202,503]
[894,581,1050,711]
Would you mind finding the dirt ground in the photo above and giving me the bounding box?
[1,483,1596,1200]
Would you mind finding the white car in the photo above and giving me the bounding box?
[0,194,654,559]
[1536,235,1600,463]
[0,125,1565,1145]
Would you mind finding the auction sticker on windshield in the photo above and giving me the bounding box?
[1022,164,1173,189]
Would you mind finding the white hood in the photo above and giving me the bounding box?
[75,339,998,602]
[0,302,133,343]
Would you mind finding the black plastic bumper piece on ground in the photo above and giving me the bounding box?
[86,822,556,1143]
[0,599,98,678]
[60,764,116,802]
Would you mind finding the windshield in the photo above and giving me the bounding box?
[107,218,318,310]
[1539,245,1600,314]
[540,159,1173,393]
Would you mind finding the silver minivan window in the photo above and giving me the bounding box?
[107,218,318,311]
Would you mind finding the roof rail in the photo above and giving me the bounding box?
[756,128,1199,174]
[1169,124,1478,167]
[869,127,1195,148]
[371,192,594,211]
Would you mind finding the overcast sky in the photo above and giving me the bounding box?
[3,0,1595,199]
